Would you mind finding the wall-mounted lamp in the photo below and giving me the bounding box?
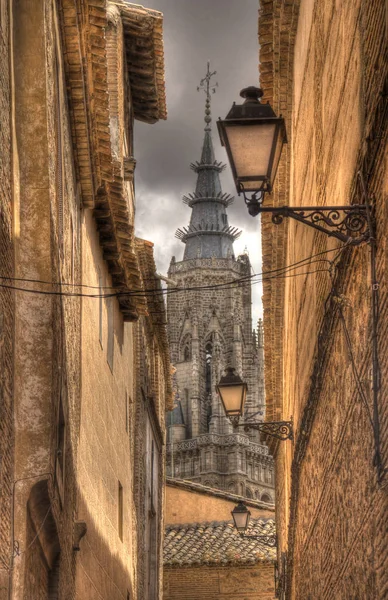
[219,87,384,482]
[231,501,277,546]
[217,87,372,245]
[216,368,293,441]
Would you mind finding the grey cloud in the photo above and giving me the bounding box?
[134,0,263,320]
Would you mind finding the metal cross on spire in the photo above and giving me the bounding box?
[197,61,218,131]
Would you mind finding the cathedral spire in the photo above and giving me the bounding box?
[175,63,241,260]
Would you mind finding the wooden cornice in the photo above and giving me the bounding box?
[135,238,173,408]
[60,1,167,321]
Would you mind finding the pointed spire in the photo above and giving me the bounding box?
[175,65,241,260]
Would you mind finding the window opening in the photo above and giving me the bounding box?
[205,342,212,394]
[98,271,103,347]
[118,482,123,541]
[107,298,114,370]
[125,391,129,433]
[54,45,64,247]
[56,395,66,505]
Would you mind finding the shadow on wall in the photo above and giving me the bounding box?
[75,488,135,600]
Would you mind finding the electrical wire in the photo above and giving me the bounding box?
[0,266,332,304]
[0,246,346,301]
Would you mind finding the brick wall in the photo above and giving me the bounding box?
[164,564,275,600]
[0,0,14,594]
[258,0,388,598]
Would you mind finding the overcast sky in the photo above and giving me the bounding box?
[134,0,263,322]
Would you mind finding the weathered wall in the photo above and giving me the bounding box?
[4,1,169,599]
[76,207,137,598]
[164,565,275,600]
[165,482,274,525]
[76,11,170,599]
[0,0,14,593]
[9,0,80,599]
[259,0,388,598]
[11,0,81,598]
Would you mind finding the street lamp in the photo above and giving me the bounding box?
[231,501,277,546]
[231,501,251,534]
[216,368,293,441]
[217,87,371,245]
[217,86,286,204]
[216,367,247,422]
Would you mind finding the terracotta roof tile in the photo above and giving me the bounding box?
[164,519,276,567]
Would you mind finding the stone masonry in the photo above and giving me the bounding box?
[167,68,274,503]
[258,0,388,598]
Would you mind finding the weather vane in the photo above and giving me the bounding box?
[197,61,218,130]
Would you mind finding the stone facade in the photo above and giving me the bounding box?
[258,0,388,598]
[167,83,274,503]
[0,2,170,599]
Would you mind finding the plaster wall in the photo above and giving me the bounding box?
[165,485,274,524]
[76,206,136,599]
[10,0,82,597]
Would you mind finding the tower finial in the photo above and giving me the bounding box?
[197,61,218,131]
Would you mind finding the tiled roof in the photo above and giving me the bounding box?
[166,478,275,511]
[164,519,276,567]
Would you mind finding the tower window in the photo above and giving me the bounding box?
[205,342,212,394]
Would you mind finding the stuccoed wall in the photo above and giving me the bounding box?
[10,1,82,597]
[259,0,388,597]
[165,481,274,524]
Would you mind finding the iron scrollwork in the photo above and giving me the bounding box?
[241,533,277,547]
[241,188,371,245]
[230,417,294,441]
[270,205,370,244]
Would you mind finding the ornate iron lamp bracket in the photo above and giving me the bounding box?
[239,533,277,547]
[230,417,293,441]
[241,189,371,245]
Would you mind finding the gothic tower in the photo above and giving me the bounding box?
[166,64,274,502]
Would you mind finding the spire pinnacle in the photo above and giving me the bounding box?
[197,61,218,131]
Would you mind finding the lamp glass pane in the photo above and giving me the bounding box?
[218,384,244,415]
[269,126,284,185]
[232,509,250,533]
[224,122,276,186]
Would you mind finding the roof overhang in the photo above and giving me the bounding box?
[118,2,167,123]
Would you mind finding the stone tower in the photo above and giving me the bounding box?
[166,65,274,503]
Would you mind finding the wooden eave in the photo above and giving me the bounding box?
[135,238,173,408]
[119,2,167,123]
[61,0,148,320]
[60,0,96,208]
